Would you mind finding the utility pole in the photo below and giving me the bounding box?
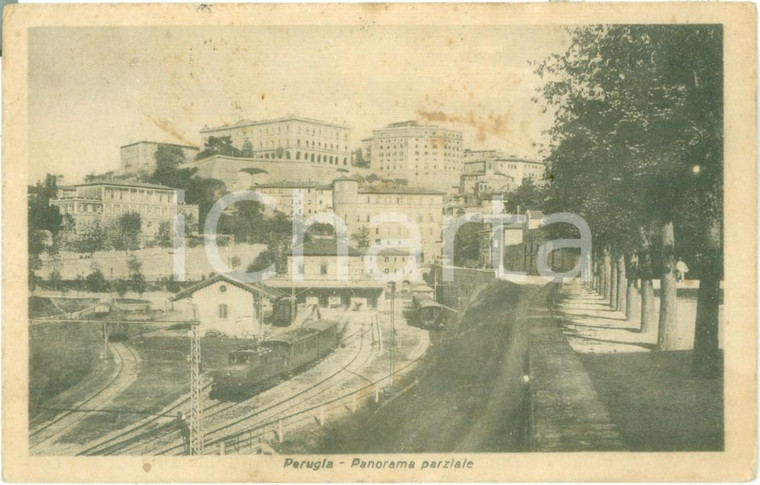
[388,281,396,386]
[291,284,296,325]
[188,305,204,455]
[102,322,109,360]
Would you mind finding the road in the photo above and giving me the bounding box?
[302,280,550,453]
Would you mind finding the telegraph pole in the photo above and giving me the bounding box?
[388,281,396,386]
[188,305,204,455]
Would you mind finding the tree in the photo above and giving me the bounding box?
[85,264,109,293]
[536,26,723,372]
[72,222,108,253]
[454,222,487,267]
[504,178,546,214]
[109,212,142,252]
[48,269,62,291]
[195,136,243,160]
[127,255,147,296]
[354,148,370,168]
[351,226,371,249]
[241,138,255,157]
[304,222,335,242]
[247,249,277,274]
[143,145,197,188]
[156,221,173,248]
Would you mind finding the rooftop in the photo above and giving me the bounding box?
[73,181,178,191]
[201,115,350,132]
[120,140,199,150]
[359,186,444,196]
[172,273,287,301]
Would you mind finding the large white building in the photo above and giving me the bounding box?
[50,181,199,239]
[200,116,352,167]
[363,121,464,191]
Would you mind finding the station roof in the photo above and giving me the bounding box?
[172,273,287,301]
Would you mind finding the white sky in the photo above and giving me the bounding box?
[28,25,569,184]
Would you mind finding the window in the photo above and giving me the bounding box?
[320,262,328,275]
[218,304,228,319]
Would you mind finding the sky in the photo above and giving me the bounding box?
[28,25,569,184]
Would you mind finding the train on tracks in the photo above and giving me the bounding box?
[412,293,457,330]
[210,320,341,400]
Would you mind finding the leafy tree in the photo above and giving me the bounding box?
[72,222,108,253]
[114,279,130,297]
[85,265,109,293]
[504,178,546,214]
[142,145,197,189]
[454,222,487,267]
[350,226,371,249]
[48,269,62,291]
[304,222,335,242]
[195,136,243,160]
[247,249,277,274]
[241,138,255,157]
[127,255,147,296]
[109,212,142,252]
[536,25,722,373]
[354,148,370,168]
[156,221,173,248]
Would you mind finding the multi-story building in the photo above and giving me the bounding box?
[363,121,463,191]
[120,141,199,175]
[463,149,545,192]
[332,178,444,265]
[199,116,352,167]
[251,181,334,218]
[50,181,199,240]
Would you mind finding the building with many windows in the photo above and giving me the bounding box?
[199,116,352,167]
[462,149,545,192]
[363,121,464,191]
[50,181,199,240]
[251,181,334,218]
[120,141,199,175]
[332,178,444,265]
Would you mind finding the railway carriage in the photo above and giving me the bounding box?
[412,294,456,329]
[210,320,341,400]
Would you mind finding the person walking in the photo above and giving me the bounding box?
[675,258,689,283]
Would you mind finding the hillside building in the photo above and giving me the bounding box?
[363,121,464,191]
[50,181,199,240]
[120,141,199,175]
[200,116,352,167]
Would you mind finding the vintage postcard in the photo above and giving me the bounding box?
[2,2,757,482]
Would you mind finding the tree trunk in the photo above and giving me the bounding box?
[592,259,599,293]
[609,259,618,307]
[616,254,626,311]
[657,220,678,350]
[640,278,656,333]
[603,250,612,300]
[626,277,638,321]
[693,216,722,377]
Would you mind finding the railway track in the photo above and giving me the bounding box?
[152,321,376,455]
[200,329,431,455]
[81,323,371,455]
[29,342,141,454]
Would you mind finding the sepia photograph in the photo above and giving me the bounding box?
[3,3,756,482]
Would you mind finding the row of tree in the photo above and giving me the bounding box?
[536,25,723,376]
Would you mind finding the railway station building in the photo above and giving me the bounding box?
[172,274,285,338]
